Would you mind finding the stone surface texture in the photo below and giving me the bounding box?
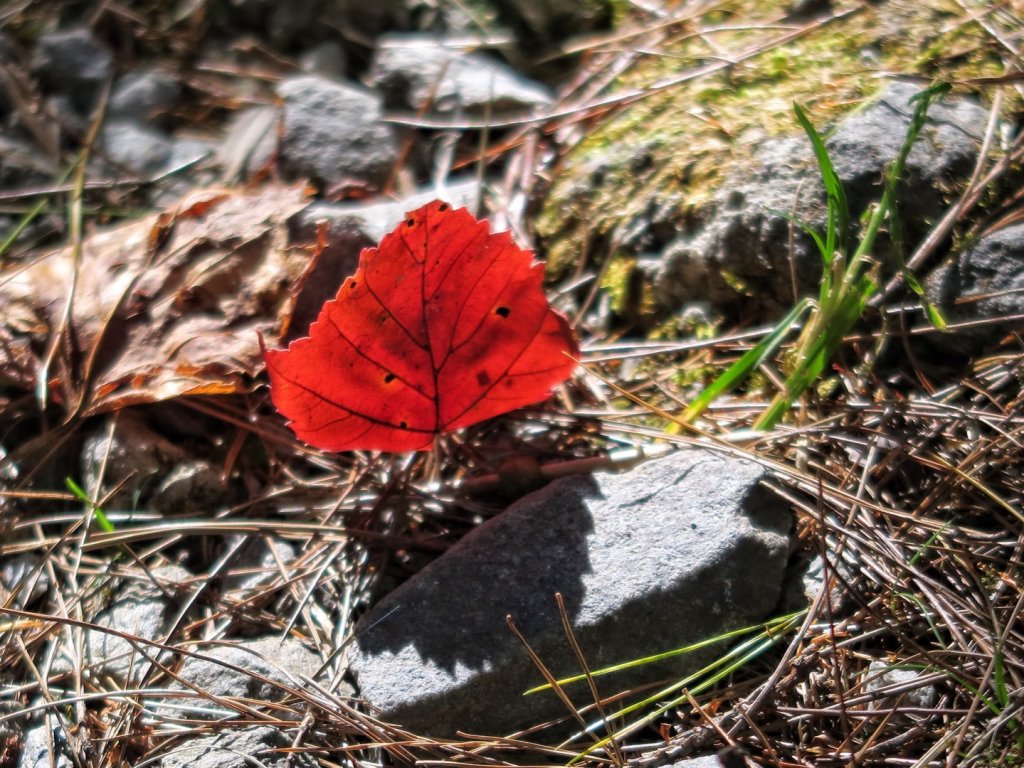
[109,69,182,123]
[1,553,49,609]
[101,120,175,176]
[654,82,987,317]
[31,28,113,115]
[828,82,983,221]
[368,35,551,113]
[18,724,73,768]
[152,459,224,515]
[51,564,192,685]
[156,726,315,768]
[81,413,186,510]
[277,75,398,188]
[154,635,323,722]
[928,221,1024,354]
[865,660,939,710]
[0,135,57,189]
[349,448,792,736]
[287,179,481,337]
[668,757,726,768]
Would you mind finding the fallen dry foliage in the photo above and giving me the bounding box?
[1,0,1023,767]
[0,183,310,415]
[2,337,1022,768]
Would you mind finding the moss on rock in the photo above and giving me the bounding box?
[538,0,1014,320]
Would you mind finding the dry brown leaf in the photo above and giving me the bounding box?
[0,183,312,414]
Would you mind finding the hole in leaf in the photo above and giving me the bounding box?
[260,198,580,452]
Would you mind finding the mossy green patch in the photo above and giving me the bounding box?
[600,254,639,316]
[538,0,1015,286]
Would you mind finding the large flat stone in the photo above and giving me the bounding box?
[348,448,792,735]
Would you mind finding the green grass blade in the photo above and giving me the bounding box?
[0,164,76,261]
[526,610,807,694]
[682,299,811,424]
[994,644,1010,709]
[902,263,948,330]
[66,476,116,533]
[692,87,948,432]
[921,299,948,331]
[908,522,952,566]
[765,206,828,263]
[793,101,848,262]
[756,270,876,429]
[568,613,804,762]
[0,198,49,260]
[851,82,951,267]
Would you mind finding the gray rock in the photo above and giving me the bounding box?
[156,726,315,768]
[18,723,73,768]
[157,136,220,204]
[367,35,551,114]
[296,178,481,243]
[299,41,346,80]
[828,81,984,224]
[0,134,57,189]
[654,135,817,316]
[864,660,939,710]
[46,94,90,136]
[109,69,181,123]
[79,604,166,683]
[31,28,113,115]
[791,554,834,611]
[349,448,792,736]
[784,537,861,615]
[166,136,217,170]
[152,460,224,515]
[80,412,187,511]
[668,757,725,768]
[53,564,192,685]
[927,222,1024,355]
[0,136,61,247]
[277,75,398,189]
[154,636,323,722]
[1,554,49,608]
[101,120,174,176]
[81,417,231,518]
[222,536,300,595]
[287,179,481,337]
[655,82,987,317]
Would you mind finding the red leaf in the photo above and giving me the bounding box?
[262,200,579,452]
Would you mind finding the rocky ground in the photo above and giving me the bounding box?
[2,1,1023,767]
